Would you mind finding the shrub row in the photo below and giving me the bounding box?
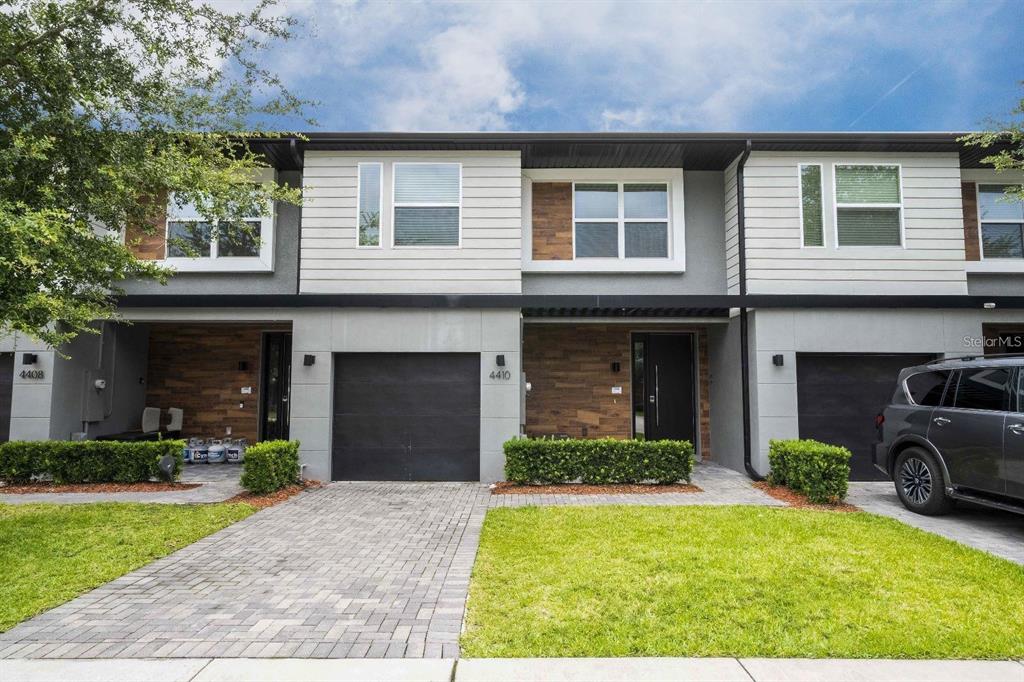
[504,437,693,485]
[0,440,184,484]
[767,438,851,504]
[240,440,301,494]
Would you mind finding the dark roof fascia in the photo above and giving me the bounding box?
[116,293,1024,310]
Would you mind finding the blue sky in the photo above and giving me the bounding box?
[263,0,1024,132]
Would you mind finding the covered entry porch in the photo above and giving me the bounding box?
[521,308,735,462]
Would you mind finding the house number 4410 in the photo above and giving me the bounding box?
[489,369,511,381]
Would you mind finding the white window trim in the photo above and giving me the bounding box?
[831,162,905,249]
[522,168,685,273]
[798,163,826,249]
[974,182,1024,264]
[390,161,463,249]
[356,162,384,249]
[572,181,671,260]
[158,168,276,273]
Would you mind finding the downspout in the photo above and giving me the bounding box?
[736,139,763,480]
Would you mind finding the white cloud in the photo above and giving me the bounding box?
[267,0,990,131]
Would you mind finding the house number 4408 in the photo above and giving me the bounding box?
[19,369,45,380]
[489,369,511,381]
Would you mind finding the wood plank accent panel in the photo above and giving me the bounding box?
[523,324,712,459]
[962,182,980,261]
[531,182,573,260]
[145,323,288,442]
[125,196,167,260]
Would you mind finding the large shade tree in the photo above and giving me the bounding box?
[0,0,308,347]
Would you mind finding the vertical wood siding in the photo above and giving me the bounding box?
[300,151,522,294]
[742,152,967,295]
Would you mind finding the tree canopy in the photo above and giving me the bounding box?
[960,90,1024,202]
[0,0,308,347]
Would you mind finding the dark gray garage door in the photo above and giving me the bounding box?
[0,353,12,442]
[797,353,934,481]
[332,353,480,481]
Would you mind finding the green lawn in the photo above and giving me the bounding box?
[0,502,254,632]
[462,506,1024,659]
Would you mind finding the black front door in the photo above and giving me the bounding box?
[0,353,12,442]
[633,333,696,442]
[260,333,292,441]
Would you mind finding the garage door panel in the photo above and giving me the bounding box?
[797,353,934,481]
[332,353,480,481]
[333,415,478,449]
[335,382,479,418]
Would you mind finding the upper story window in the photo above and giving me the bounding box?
[978,185,1024,259]
[573,182,669,259]
[833,164,903,247]
[392,163,461,247]
[799,164,824,247]
[164,192,274,272]
[358,163,382,247]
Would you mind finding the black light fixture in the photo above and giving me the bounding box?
[611,361,621,373]
[22,353,37,365]
[303,354,316,366]
[237,361,248,371]
[496,354,505,367]
[772,354,785,367]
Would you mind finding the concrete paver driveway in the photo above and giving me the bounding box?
[847,482,1024,565]
[0,483,491,659]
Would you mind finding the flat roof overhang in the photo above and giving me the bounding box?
[251,131,1008,172]
[116,293,1024,311]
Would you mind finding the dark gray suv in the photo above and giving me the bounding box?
[875,357,1024,516]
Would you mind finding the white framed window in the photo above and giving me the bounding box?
[357,162,383,248]
[161,168,276,272]
[392,162,461,247]
[832,164,904,247]
[798,164,824,247]
[573,182,670,259]
[977,184,1024,259]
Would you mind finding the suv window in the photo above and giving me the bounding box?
[951,366,1012,411]
[905,370,950,406]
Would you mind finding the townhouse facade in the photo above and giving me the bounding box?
[2,132,1023,483]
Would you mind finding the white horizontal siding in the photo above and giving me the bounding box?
[724,156,740,294]
[300,151,522,294]
[743,151,967,295]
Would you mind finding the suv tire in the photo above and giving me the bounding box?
[894,447,954,516]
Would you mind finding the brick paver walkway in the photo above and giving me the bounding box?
[0,482,490,660]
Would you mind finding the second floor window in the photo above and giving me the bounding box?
[834,164,903,247]
[979,185,1024,259]
[393,163,461,247]
[573,182,669,259]
[166,197,265,259]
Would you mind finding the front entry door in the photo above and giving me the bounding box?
[260,332,292,441]
[633,333,696,442]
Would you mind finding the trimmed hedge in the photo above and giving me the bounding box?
[240,440,301,494]
[0,440,184,484]
[768,438,851,504]
[504,437,693,485]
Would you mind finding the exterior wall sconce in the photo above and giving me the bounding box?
[22,353,38,365]
[303,354,316,366]
[611,361,621,372]
[772,354,785,367]
[238,361,248,371]
[496,354,505,366]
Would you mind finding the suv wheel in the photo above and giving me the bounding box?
[894,447,953,516]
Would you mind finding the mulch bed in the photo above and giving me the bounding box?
[491,482,702,495]
[753,481,860,512]
[0,481,201,494]
[225,480,322,509]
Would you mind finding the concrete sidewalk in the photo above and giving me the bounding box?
[3,657,1022,682]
